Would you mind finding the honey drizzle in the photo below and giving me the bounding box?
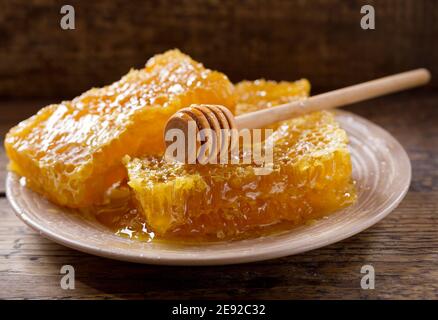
[85,185,355,244]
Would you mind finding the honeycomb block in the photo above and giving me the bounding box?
[4,50,236,208]
[125,111,356,238]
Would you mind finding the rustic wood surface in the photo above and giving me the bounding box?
[1,0,438,99]
[0,90,437,299]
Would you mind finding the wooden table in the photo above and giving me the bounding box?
[0,90,437,299]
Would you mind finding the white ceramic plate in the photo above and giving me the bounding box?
[6,111,411,265]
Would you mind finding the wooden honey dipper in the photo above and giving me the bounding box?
[164,69,430,163]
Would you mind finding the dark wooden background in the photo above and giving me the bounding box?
[0,0,437,99]
[0,0,437,300]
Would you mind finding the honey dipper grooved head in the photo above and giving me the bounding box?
[164,104,237,163]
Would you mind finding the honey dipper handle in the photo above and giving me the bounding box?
[235,68,431,129]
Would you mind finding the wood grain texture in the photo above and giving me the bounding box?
[0,193,437,300]
[0,0,437,99]
[0,91,437,299]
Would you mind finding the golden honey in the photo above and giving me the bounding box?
[124,111,355,240]
[5,51,356,242]
[4,50,236,208]
[235,79,310,118]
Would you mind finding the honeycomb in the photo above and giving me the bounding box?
[4,50,236,208]
[235,79,310,117]
[125,111,356,239]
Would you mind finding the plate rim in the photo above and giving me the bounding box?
[5,110,412,265]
